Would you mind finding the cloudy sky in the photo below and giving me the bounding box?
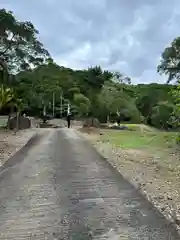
[1,0,180,83]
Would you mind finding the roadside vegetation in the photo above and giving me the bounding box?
[100,125,178,150]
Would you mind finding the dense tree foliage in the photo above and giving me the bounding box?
[0,9,50,74]
[11,62,176,130]
[158,37,180,83]
[157,36,180,135]
[0,84,14,110]
[0,8,50,128]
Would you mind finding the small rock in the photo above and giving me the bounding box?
[167,196,173,201]
[161,207,166,212]
[174,218,180,226]
[157,195,164,200]
[140,183,146,187]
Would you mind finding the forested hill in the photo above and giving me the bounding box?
[13,62,176,130]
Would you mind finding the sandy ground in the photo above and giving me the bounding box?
[80,128,180,233]
[0,129,36,167]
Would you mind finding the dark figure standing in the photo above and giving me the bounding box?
[117,116,121,126]
[67,114,71,128]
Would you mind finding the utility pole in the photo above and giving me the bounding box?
[42,99,46,116]
[52,92,55,117]
[67,102,70,115]
[60,92,63,117]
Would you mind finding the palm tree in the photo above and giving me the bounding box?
[0,84,15,130]
[0,84,14,111]
[0,59,22,131]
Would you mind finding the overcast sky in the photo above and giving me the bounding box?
[1,0,180,83]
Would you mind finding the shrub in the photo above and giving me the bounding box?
[151,102,175,129]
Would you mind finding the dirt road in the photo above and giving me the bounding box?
[0,128,179,239]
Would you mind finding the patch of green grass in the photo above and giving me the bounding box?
[100,128,178,150]
[121,123,159,132]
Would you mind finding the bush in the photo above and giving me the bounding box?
[125,102,142,123]
[151,102,175,129]
[176,134,180,144]
[73,93,91,116]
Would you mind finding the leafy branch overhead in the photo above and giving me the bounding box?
[157,37,180,83]
[157,36,180,135]
[0,8,50,72]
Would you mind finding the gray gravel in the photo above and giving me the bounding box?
[0,128,179,239]
[0,129,37,167]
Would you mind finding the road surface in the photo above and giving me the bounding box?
[0,128,179,239]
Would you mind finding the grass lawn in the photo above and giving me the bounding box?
[99,124,179,150]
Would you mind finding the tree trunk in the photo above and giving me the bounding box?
[6,105,14,130]
[16,111,20,131]
[107,114,110,123]
[13,111,20,135]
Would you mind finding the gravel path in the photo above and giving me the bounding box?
[0,128,179,239]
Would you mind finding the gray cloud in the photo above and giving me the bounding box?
[1,0,180,83]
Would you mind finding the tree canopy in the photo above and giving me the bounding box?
[157,36,180,133]
[157,37,180,83]
[0,9,50,74]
